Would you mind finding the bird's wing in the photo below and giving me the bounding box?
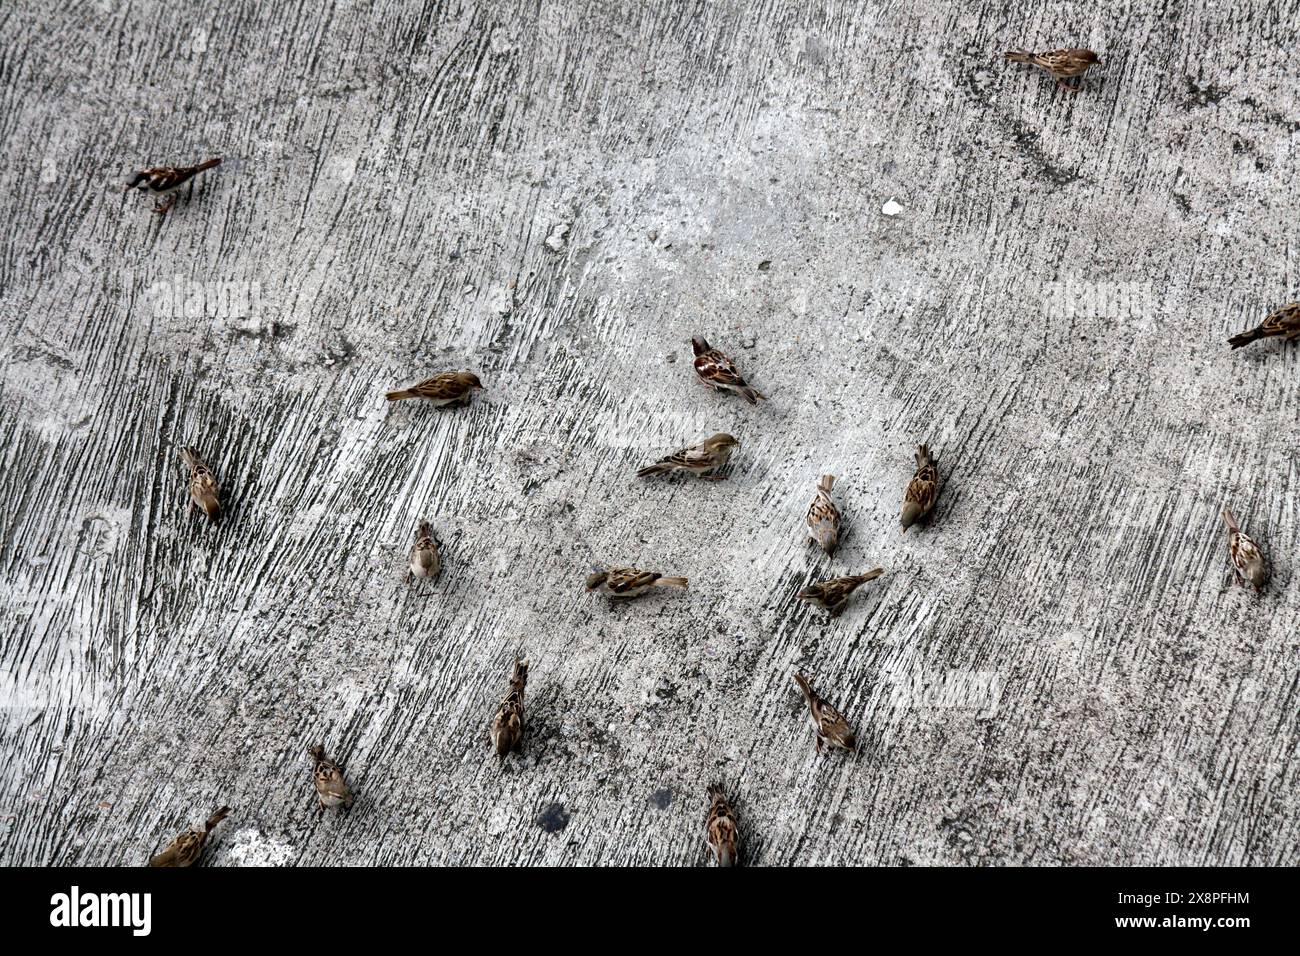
[695,350,749,388]
[607,569,659,593]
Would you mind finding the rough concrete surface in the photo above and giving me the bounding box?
[1,1,1299,866]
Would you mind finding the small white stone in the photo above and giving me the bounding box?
[882,199,904,217]
[545,223,570,252]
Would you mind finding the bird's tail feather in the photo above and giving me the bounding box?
[852,568,885,585]
[739,386,764,405]
[205,806,232,831]
[1004,50,1036,63]
[793,672,815,703]
[194,157,222,172]
[386,389,415,401]
[636,462,670,478]
[817,474,835,493]
[1222,507,1239,532]
[655,576,688,588]
[1227,328,1262,349]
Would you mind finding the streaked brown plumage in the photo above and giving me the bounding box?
[706,785,739,867]
[636,432,739,479]
[1228,303,1300,350]
[408,521,441,582]
[691,337,764,404]
[796,569,883,618]
[180,447,221,524]
[794,672,856,754]
[585,566,689,599]
[1004,48,1101,91]
[126,158,221,214]
[490,657,528,757]
[148,805,230,867]
[385,371,483,406]
[806,474,841,556]
[1223,507,1268,592]
[308,745,353,811]
[901,444,938,532]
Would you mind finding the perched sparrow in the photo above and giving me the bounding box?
[408,521,441,582]
[1228,303,1300,350]
[636,433,739,479]
[126,158,221,214]
[806,474,841,556]
[1004,48,1102,91]
[901,444,938,532]
[585,566,688,599]
[307,745,353,811]
[691,337,764,405]
[148,805,231,867]
[490,657,528,757]
[793,672,857,754]
[797,569,883,618]
[706,785,740,867]
[180,446,221,524]
[385,371,483,406]
[1223,507,1268,591]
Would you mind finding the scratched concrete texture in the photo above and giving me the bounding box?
[1,0,1298,866]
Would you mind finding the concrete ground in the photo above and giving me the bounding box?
[1,0,1298,866]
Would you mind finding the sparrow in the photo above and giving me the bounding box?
[385,371,483,406]
[1004,48,1102,91]
[307,745,353,811]
[1223,507,1268,591]
[490,657,528,757]
[1228,303,1300,350]
[585,566,688,599]
[691,337,764,405]
[793,672,857,753]
[125,157,221,214]
[147,805,231,867]
[706,785,740,867]
[806,474,841,556]
[796,569,883,618]
[180,446,221,524]
[408,521,441,582]
[636,433,739,479]
[901,444,938,532]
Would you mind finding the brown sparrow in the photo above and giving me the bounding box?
[490,657,528,757]
[793,672,857,753]
[691,337,764,405]
[636,433,739,479]
[408,521,441,582]
[806,474,841,556]
[147,805,231,867]
[1223,507,1268,591]
[307,745,353,811]
[797,569,883,618]
[180,447,221,524]
[385,371,483,406]
[901,444,938,532]
[1228,303,1300,350]
[585,566,688,599]
[1004,48,1102,91]
[706,785,740,867]
[126,158,221,214]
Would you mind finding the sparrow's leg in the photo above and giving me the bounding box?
[815,736,823,754]
[154,195,177,215]
[1056,76,1082,93]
